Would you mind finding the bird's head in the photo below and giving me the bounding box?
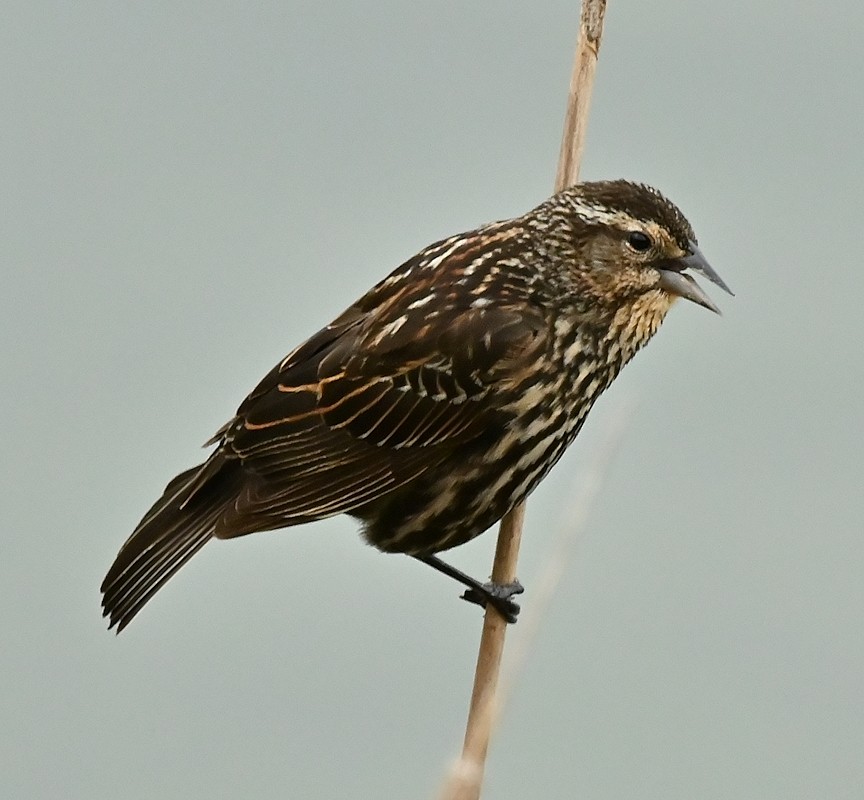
[541,180,732,325]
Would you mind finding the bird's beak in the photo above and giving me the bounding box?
[656,241,733,314]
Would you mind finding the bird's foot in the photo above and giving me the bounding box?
[461,580,524,623]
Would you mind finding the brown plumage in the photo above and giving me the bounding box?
[101,180,731,630]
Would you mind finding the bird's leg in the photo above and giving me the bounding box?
[412,554,524,623]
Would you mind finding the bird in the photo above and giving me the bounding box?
[101,180,732,631]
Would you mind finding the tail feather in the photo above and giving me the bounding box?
[101,455,241,632]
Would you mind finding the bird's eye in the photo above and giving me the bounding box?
[627,231,653,252]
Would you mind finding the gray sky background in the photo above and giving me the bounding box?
[3,2,863,798]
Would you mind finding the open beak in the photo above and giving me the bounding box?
[656,241,733,314]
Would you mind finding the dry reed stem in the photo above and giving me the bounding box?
[438,2,608,798]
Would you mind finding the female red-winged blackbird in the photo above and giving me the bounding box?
[101,180,731,630]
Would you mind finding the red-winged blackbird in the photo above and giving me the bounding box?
[101,180,731,630]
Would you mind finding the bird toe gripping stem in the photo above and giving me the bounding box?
[461,580,525,623]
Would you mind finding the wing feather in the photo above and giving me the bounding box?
[211,227,547,534]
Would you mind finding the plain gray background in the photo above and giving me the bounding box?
[3,2,863,798]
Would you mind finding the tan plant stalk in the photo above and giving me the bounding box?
[438,3,609,798]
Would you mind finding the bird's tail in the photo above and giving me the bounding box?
[101,453,242,632]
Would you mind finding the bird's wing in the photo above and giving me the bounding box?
[214,228,547,536]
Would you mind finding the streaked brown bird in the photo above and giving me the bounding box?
[101,180,731,631]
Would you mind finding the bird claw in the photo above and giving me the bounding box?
[461,580,524,623]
